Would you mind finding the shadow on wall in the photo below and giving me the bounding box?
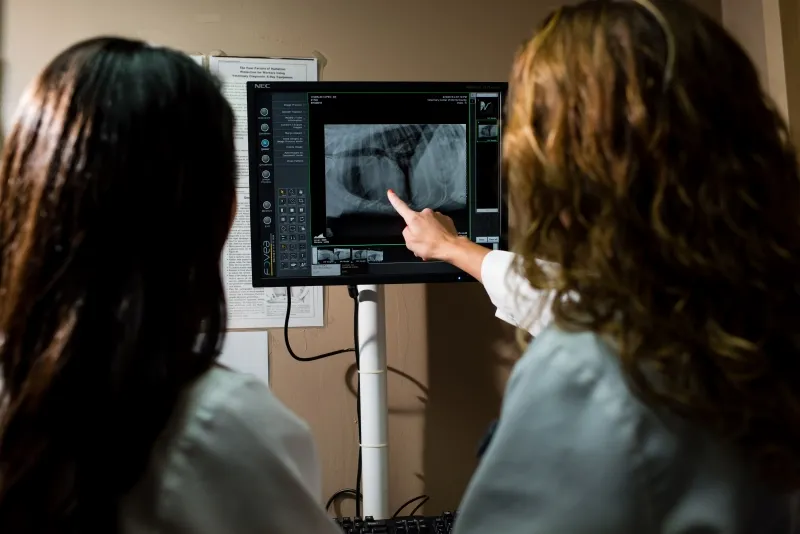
[423,282,516,512]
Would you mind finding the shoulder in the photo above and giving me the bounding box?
[503,326,670,466]
[507,325,646,440]
[174,367,320,492]
[174,366,313,451]
[455,328,657,532]
[121,367,334,533]
[489,325,652,470]
[185,367,311,440]
[505,326,680,463]
[505,325,627,411]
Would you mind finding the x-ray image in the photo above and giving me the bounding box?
[324,124,468,240]
[316,248,335,263]
[366,250,384,262]
[353,249,368,260]
[334,248,351,261]
[478,124,499,138]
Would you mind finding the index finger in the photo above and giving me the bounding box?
[387,189,417,223]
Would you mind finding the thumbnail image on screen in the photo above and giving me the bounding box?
[323,123,467,241]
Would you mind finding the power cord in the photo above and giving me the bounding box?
[326,488,361,513]
[283,285,363,518]
[407,497,429,517]
[284,286,356,362]
[393,495,430,518]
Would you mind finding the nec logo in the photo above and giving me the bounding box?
[253,83,271,89]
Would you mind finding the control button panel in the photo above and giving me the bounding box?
[277,188,308,270]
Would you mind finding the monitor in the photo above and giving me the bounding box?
[246,81,508,287]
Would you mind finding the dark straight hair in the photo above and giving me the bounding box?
[0,37,236,531]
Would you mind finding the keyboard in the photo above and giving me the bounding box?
[335,512,457,533]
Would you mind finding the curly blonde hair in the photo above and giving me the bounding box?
[505,0,800,490]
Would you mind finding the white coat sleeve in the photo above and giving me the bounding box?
[480,250,553,336]
[156,376,340,534]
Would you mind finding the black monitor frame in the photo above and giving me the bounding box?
[246,81,508,288]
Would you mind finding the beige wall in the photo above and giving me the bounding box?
[723,0,788,117]
[1,0,724,517]
[780,0,800,136]
[721,0,800,135]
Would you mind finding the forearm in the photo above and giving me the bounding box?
[440,236,491,281]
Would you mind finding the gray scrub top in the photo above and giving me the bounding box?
[455,326,797,534]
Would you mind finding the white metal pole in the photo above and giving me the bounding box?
[357,284,389,519]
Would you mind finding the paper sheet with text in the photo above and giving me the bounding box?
[222,190,323,329]
[208,56,318,188]
[210,56,321,329]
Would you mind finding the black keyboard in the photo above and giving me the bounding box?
[335,512,457,533]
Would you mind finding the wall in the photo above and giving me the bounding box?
[721,0,800,134]
[722,0,787,117]
[0,0,722,517]
[779,0,800,137]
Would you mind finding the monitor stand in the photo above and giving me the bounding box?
[357,285,390,519]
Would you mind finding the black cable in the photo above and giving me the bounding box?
[408,497,430,517]
[284,286,363,518]
[351,285,363,519]
[355,452,362,517]
[284,287,355,362]
[326,488,362,512]
[392,495,430,518]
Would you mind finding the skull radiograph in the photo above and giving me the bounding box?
[323,124,467,238]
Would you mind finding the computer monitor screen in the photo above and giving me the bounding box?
[246,81,508,287]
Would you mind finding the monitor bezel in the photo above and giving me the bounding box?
[246,81,509,288]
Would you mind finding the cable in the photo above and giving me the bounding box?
[352,285,363,519]
[408,497,430,517]
[326,488,362,512]
[283,286,356,362]
[392,495,430,518]
[284,286,363,518]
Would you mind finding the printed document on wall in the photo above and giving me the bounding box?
[208,55,318,188]
[211,55,321,329]
[223,189,324,329]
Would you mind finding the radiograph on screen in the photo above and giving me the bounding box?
[323,124,467,239]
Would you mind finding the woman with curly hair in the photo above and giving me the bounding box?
[391,0,800,531]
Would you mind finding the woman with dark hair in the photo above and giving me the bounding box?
[393,0,800,532]
[0,37,338,533]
